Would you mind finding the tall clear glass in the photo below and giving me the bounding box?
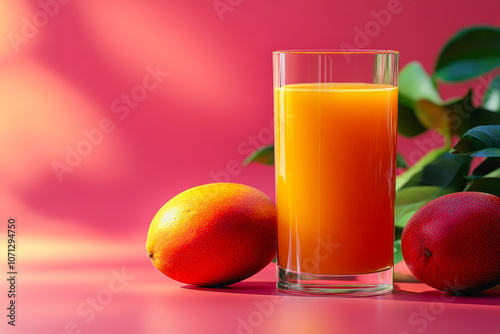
[274,50,399,296]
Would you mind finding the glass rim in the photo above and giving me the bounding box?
[273,49,398,55]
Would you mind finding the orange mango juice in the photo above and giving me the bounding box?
[275,83,398,275]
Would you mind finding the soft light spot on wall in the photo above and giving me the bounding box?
[0,60,130,188]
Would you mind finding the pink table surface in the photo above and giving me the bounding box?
[3,261,499,334]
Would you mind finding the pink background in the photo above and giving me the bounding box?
[1,1,499,333]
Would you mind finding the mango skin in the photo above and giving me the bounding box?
[402,192,500,295]
[146,183,277,287]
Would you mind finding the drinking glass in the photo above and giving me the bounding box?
[274,50,399,296]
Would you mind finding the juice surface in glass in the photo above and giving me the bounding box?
[275,82,398,275]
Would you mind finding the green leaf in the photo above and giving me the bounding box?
[398,102,427,137]
[468,107,500,130]
[445,90,500,136]
[470,158,500,179]
[402,152,471,191]
[397,153,408,169]
[243,145,274,165]
[414,99,449,138]
[465,148,500,157]
[398,62,448,138]
[395,186,443,228]
[400,61,443,107]
[466,178,500,197]
[450,125,500,157]
[394,239,403,265]
[470,168,500,200]
[415,90,500,139]
[483,74,500,112]
[434,26,500,82]
[396,147,448,191]
[484,167,500,178]
[441,90,475,137]
[395,226,404,240]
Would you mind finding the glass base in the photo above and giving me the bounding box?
[277,266,393,296]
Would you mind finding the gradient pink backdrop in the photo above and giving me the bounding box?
[1,1,499,332]
[2,0,499,269]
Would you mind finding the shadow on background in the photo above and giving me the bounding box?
[183,279,500,306]
[182,281,278,296]
[388,283,500,306]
